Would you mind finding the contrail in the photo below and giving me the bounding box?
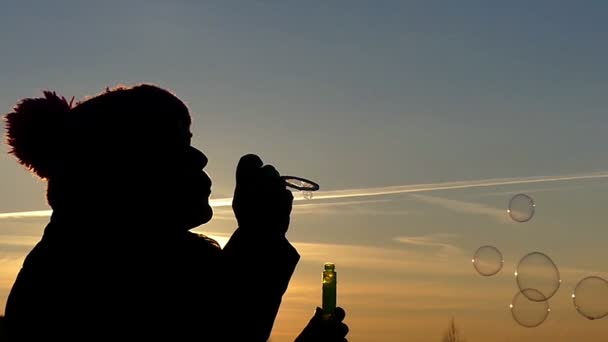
[309,172,608,200]
[1,172,607,219]
[0,210,54,219]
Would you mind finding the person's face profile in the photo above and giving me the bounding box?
[173,131,213,229]
[141,116,213,229]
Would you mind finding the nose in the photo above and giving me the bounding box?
[189,146,208,169]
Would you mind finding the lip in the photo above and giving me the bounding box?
[198,171,212,192]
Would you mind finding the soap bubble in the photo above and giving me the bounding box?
[508,194,535,222]
[282,176,320,191]
[472,245,504,276]
[282,175,319,200]
[510,288,551,328]
[572,276,608,320]
[516,252,561,302]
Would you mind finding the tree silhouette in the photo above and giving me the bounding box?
[442,317,467,342]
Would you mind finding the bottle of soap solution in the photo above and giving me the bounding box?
[322,262,337,315]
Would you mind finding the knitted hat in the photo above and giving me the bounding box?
[4,84,191,179]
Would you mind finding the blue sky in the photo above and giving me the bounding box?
[1,1,607,341]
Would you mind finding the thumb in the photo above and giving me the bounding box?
[236,154,263,185]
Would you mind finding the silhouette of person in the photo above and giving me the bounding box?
[3,84,348,341]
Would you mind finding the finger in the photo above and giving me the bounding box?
[236,154,263,184]
[285,188,294,203]
[259,165,286,194]
[260,164,282,184]
[338,323,349,337]
[333,307,346,322]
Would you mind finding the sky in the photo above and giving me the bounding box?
[1,1,607,341]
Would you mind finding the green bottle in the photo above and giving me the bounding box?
[322,262,337,315]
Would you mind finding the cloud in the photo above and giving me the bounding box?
[471,182,608,199]
[292,199,409,216]
[553,266,608,279]
[393,233,463,256]
[291,241,471,277]
[205,208,236,221]
[410,194,510,223]
[2,171,608,219]
[0,230,465,277]
[0,235,42,260]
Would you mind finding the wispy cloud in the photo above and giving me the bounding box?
[292,199,409,216]
[393,233,463,256]
[0,235,41,247]
[554,266,608,279]
[0,232,467,276]
[0,235,42,260]
[291,241,471,276]
[471,182,608,199]
[2,171,607,219]
[410,194,510,223]
[205,208,236,221]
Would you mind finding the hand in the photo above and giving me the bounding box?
[295,307,349,342]
[232,154,293,236]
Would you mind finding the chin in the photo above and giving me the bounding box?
[186,205,213,229]
[200,205,213,224]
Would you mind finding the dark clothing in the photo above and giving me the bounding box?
[5,215,299,341]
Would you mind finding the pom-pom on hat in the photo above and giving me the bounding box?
[4,91,74,179]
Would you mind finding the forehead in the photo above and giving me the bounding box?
[165,93,192,140]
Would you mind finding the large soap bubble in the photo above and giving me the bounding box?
[472,245,504,276]
[572,276,608,320]
[510,288,551,328]
[515,252,561,302]
[508,194,535,223]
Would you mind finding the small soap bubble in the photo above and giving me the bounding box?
[510,288,551,328]
[516,252,561,302]
[572,276,608,320]
[508,194,535,223]
[472,245,504,276]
